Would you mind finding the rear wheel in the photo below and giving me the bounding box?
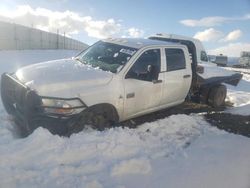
[208,85,227,107]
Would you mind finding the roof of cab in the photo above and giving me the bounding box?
[149,33,201,43]
[102,38,180,49]
[149,33,205,51]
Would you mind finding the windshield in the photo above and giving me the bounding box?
[76,41,137,73]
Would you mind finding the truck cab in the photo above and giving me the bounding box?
[118,39,192,120]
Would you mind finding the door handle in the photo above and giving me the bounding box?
[126,92,135,98]
[183,75,191,78]
[153,80,163,84]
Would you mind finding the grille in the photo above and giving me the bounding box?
[1,73,41,115]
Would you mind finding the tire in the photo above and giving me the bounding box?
[208,85,227,107]
[84,109,112,131]
[68,105,117,135]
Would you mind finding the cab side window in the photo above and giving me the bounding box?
[201,51,208,62]
[126,49,161,81]
[165,48,186,71]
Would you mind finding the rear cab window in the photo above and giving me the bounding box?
[165,48,186,71]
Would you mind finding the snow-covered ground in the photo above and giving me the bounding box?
[0,51,249,188]
[224,67,250,115]
[0,50,80,73]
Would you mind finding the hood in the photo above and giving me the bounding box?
[15,59,113,97]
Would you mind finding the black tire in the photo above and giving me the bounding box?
[84,109,112,131]
[208,85,227,107]
[68,105,118,135]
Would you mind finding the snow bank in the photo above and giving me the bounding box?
[1,114,250,188]
[111,158,151,177]
[0,114,207,188]
[147,132,250,188]
[223,67,250,115]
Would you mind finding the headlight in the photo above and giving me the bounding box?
[41,98,86,115]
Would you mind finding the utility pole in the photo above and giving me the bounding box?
[64,32,65,49]
[57,29,59,49]
[14,23,17,50]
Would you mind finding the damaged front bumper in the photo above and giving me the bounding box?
[1,73,86,136]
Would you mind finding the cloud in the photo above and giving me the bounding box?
[180,14,250,27]
[194,28,243,43]
[193,28,224,42]
[0,5,122,39]
[84,18,121,39]
[221,29,242,42]
[127,27,144,38]
[208,43,250,57]
[180,16,228,27]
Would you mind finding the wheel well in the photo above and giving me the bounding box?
[87,103,119,122]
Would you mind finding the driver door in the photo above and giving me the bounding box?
[123,48,163,119]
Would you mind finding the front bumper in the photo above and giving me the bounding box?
[1,73,83,135]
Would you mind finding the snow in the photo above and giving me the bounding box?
[1,114,249,188]
[0,114,207,187]
[0,50,250,188]
[227,104,250,116]
[148,132,250,188]
[0,50,80,73]
[223,67,250,115]
[111,158,152,177]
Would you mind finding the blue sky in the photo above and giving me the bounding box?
[0,0,250,56]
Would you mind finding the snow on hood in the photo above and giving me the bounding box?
[198,62,236,79]
[15,59,113,97]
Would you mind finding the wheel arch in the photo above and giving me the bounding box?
[86,103,120,123]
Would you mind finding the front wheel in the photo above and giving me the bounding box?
[84,110,112,131]
[208,85,227,107]
[68,105,117,135]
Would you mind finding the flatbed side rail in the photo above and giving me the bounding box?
[198,73,243,87]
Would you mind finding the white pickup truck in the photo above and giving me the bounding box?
[1,35,242,135]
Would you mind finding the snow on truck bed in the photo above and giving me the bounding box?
[0,50,250,188]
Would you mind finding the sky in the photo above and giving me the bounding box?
[0,0,250,56]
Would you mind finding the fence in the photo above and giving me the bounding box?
[0,21,88,50]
